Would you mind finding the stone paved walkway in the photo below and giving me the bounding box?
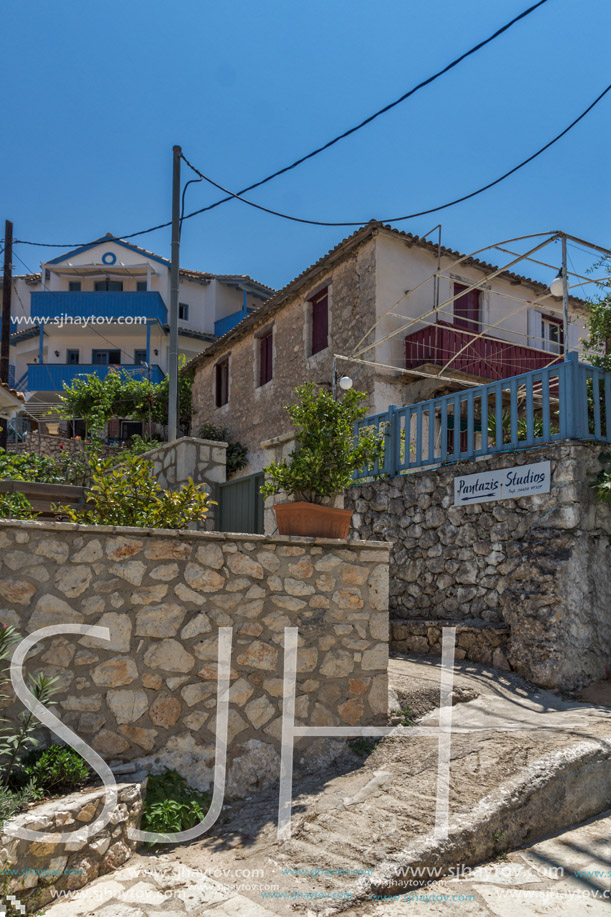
[344,809,611,916]
[39,657,611,916]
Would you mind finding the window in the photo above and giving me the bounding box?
[121,421,143,441]
[215,358,229,407]
[134,350,147,365]
[259,331,273,386]
[541,315,563,354]
[68,281,81,292]
[179,302,189,321]
[94,280,123,292]
[92,349,121,365]
[453,283,480,333]
[136,281,148,292]
[67,349,80,365]
[311,288,328,355]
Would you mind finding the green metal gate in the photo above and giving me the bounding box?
[218,472,265,534]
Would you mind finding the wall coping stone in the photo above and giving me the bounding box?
[0,517,389,551]
[140,435,229,459]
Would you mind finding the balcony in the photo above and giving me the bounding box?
[405,321,561,382]
[214,308,253,338]
[26,363,165,392]
[29,291,167,324]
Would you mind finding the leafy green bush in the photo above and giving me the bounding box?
[198,423,248,477]
[261,384,386,503]
[141,769,211,844]
[55,454,213,529]
[0,672,58,787]
[0,448,64,484]
[118,434,164,457]
[0,492,38,520]
[19,744,90,794]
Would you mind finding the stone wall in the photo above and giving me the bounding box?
[9,432,119,460]
[1,782,143,912]
[0,520,389,798]
[191,238,378,479]
[141,436,228,530]
[346,442,611,691]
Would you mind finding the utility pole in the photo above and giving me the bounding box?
[561,234,569,356]
[0,220,13,449]
[168,145,181,442]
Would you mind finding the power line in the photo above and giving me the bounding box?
[12,0,552,250]
[180,80,611,227]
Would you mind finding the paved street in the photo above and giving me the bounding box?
[40,810,611,916]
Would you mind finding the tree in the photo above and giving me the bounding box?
[583,258,611,370]
[261,384,385,503]
[56,365,193,437]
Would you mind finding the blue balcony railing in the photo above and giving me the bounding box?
[354,353,611,479]
[29,291,167,323]
[26,363,165,391]
[214,308,252,338]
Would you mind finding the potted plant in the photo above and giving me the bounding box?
[261,383,385,539]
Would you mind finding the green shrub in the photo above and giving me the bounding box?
[55,453,213,529]
[198,423,248,477]
[0,448,64,483]
[0,782,39,832]
[19,745,90,795]
[0,492,38,520]
[261,384,386,503]
[141,769,211,844]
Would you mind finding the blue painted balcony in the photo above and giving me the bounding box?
[214,308,253,338]
[26,363,165,392]
[30,291,168,324]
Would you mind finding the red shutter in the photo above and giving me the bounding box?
[311,291,328,355]
[453,283,480,332]
[260,333,273,386]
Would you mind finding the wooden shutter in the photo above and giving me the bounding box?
[453,283,480,332]
[527,309,542,349]
[311,290,328,354]
[259,332,273,386]
[216,359,229,406]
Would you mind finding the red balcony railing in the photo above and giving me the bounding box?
[405,321,561,381]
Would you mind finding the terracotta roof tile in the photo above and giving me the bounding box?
[184,222,589,374]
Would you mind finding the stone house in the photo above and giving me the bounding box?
[188,222,587,531]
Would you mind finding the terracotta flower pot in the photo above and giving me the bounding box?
[273,501,353,539]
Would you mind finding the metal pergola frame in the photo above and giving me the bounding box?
[333,230,611,391]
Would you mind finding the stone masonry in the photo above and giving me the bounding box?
[9,432,119,461]
[0,520,389,799]
[190,237,378,479]
[0,782,143,911]
[141,436,228,530]
[346,442,611,691]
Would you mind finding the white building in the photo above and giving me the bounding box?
[4,234,273,437]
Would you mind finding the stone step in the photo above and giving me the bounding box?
[390,617,510,669]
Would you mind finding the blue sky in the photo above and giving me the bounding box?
[3,0,610,291]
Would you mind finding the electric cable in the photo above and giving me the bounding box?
[179,80,611,227]
[12,0,553,249]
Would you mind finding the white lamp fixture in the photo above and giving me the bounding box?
[339,375,353,391]
[550,269,564,298]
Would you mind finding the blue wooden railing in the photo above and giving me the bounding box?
[354,353,611,479]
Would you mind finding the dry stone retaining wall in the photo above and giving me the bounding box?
[346,442,611,690]
[0,782,142,912]
[0,520,389,799]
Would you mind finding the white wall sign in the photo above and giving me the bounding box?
[454,460,550,506]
